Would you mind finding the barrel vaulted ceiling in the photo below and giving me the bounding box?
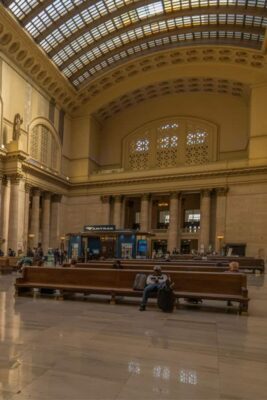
[0,0,267,115]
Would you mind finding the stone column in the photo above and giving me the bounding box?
[101,196,111,225]
[30,188,41,248]
[199,189,211,253]
[215,187,228,253]
[1,177,10,255]
[167,192,180,252]
[8,176,26,253]
[113,195,122,229]
[140,193,150,232]
[23,184,31,252]
[50,194,62,248]
[42,192,51,254]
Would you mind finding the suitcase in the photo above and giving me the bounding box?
[157,283,175,312]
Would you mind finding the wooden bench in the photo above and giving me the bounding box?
[15,267,249,314]
[75,259,264,273]
[0,257,12,274]
[73,262,227,273]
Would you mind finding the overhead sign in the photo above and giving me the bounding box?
[84,225,116,232]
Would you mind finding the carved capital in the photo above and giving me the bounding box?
[114,195,122,203]
[201,189,212,198]
[32,188,41,196]
[9,174,24,185]
[141,193,151,201]
[216,187,228,196]
[43,191,52,200]
[52,194,62,203]
[170,191,180,200]
[25,183,32,193]
[101,195,110,204]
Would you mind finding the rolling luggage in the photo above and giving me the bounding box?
[157,282,175,312]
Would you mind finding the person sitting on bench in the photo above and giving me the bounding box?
[139,266,168,311]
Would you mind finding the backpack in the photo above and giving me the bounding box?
[133,273,147,291]
[157,282,175,312]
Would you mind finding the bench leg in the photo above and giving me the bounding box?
[110,292,116,305]
[32,288,40,298]
[175,298,180,309]
[239,301,248,315]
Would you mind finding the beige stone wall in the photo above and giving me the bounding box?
[65,195,104,233]
[225,183,267,258]
[99,93,248,168]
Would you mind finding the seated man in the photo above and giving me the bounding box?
[226,261,240,306]
[139,266,168,311]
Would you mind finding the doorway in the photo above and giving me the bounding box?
[180,239,198,254]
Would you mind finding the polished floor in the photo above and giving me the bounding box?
[0,272,266,400]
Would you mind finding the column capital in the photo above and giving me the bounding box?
[32,187,41,196]
[113,195,123,203]
[141,193,151,201]
[9,174,24,185]
[170,191,181,200]
[101,195,111,204]
[25,183,32,193]
[216,187,228,196]
[2,175,10,186]
[201,189,212,198]
[43,191,52,200]
[52,194,62,203]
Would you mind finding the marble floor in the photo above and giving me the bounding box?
[0,273,267,400]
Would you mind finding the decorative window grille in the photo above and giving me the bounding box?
[129,136,150,170]
[29,124,60,172]
[185,128,209,165]
[156,122,179,167]
[124,118,216,171]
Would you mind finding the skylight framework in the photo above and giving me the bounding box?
[4,0,267,89]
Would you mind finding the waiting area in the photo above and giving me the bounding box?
[0,270,266,399]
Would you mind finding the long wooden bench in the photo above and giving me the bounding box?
[15,267,249,314]
[76,259,264,273]
[74,262,227,273]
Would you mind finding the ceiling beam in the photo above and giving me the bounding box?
[48,5,267,59]
[37,0,154,45]
[70,25,263,84]
[20,0,54,25]
[261,27,267,53]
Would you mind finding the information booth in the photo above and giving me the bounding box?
[66,225,154,260]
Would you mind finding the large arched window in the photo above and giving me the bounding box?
[124,117,217,171]
[28,119,61,173]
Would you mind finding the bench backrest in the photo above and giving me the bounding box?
[21,267,247,296]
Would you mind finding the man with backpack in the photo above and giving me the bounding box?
[139,266,168,311]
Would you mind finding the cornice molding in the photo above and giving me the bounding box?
[0,5,77,113]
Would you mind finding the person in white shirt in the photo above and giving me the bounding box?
[139,266,168,311]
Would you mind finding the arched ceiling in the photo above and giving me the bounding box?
[2,0,267,91]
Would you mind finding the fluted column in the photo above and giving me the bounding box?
[113,195,122,229]
[167,192,180,252]
[8,176,26,253]
[42,192,51,254]
[23,184,31,251]
[199,189,211,253]
[30,188,41,248]
[215,187,228,253]
[101,196,111,225]
[50,194,62,248]
[1,177,10,255]
[140,193,150,232]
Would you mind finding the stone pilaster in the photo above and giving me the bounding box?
[215,187,228,253]
[30,188,41,248]
[50,194,62,248]
[167,192,180,252]
[113,195,122,229]
[8,176,25,253]
[140,193,150,232]
[101,196,111,225]
[42,192,51,254]
[199,189,211,253]
[1,177,10,255]
[23,183,31,251]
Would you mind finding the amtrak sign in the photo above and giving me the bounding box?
[84,225,116,232]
